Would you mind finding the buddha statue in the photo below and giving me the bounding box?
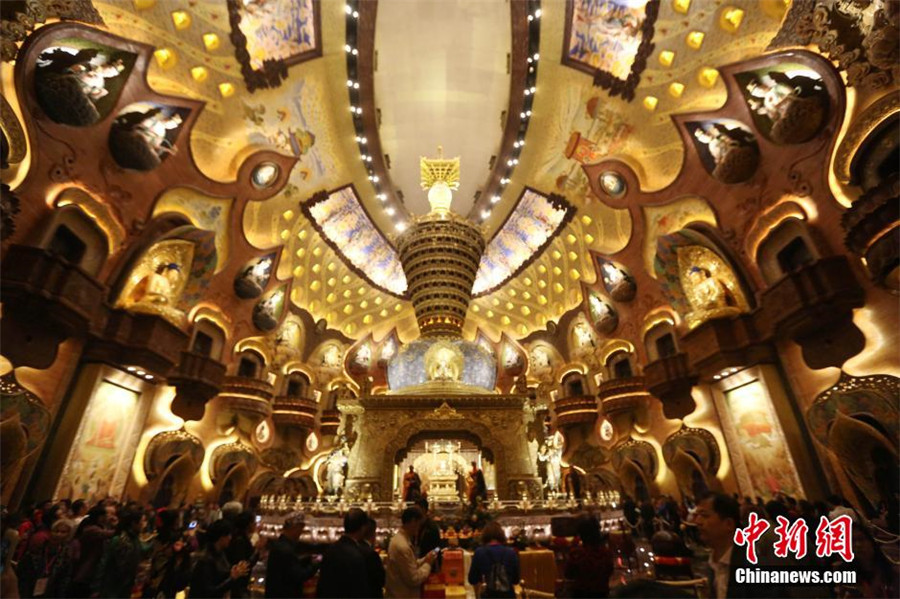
[424,341,463,383]
[131,263,181,305]
[684,265,741,327]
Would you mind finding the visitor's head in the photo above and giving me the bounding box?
[283,514,305,540]
[157,508,178,531]
[364,517,377,545]
[233,511,256,536]
[222,500,243,521]
[207,519,234,551]
[576,514,603,547]
[416,498,429,514]
[765,500,790,522]
[826,494,846,508]
[118,508,145,535]
[695,492,739,550]
[51,518,76,544]
[400,506,425,535]
[71,499,87,518]
[408,465,415,473]
[481,521,506,545]
[344,508,368,538]
[104,504,118,528]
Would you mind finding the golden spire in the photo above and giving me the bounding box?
[420,145,460,214]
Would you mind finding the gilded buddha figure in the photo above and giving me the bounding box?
[131,263,181,305]
[425,341,463,382]
[118,239,194,325]
[678,246,748,329]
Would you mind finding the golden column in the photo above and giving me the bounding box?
[397,148,485,337]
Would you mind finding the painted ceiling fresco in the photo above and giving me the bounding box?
[472,189,575,297]
[77,0,788,343]
[302,186,407,297]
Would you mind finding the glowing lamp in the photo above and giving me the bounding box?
[668,82,685,98]
[202,33,220,51]
[153,48,176,69]
[686,31,705,50]
[672,0,691,14]
[698,67,719,88]
[720,7,745,32]
[171,10,191,30]
[643,96,659,111]
[658,50,675,67]
[190,66,208,82]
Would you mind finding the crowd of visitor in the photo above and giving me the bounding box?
[0,490,896,598]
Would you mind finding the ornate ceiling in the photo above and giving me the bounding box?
[43,0,790,343]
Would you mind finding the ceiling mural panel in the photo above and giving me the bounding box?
[226,0,320,91]
[301,186,408,297]
[562,0,660,100]
[473,189,575,297]
[519,0,786,197]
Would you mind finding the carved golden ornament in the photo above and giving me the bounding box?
[0,95,26,165]
[420,146,460,192]
[431,401,463,420]
[834,91,899,185]
[676,245,749,328]
[117,239,194,325]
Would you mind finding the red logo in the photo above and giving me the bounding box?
[815,515,854,563]
[773,515,808,559]
[733,512,770,564]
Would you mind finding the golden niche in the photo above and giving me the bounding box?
[677,245,749,328]
[424,340,464,383]
[117,239,194,325]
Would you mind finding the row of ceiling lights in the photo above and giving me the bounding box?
[477,0,542,223]
[342,1,409,233]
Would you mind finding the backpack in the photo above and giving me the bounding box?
[484,548,511,595]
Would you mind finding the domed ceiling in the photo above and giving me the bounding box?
[76,0,788,344]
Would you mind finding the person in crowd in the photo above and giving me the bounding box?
[826,494,857,522]
[69,505,114,597]
[565,514,614,598]
[70,500,88,526]
[361,517,386,599]
[221,501,244,522]
[467,521,519,599]
[415,499,441,557]
[695,492,776,599]
[226,511,259,598]
[265,515,318,598]
[846,522,898,598]
[639,501,655,538]
[317,508,369,598]
[402,466,422,503]
[189,519,248,598]
[385,507,435,598]
[94,508,148,598]
[17,518,78,598]
[143,509,191,599]
[2,510,22,599]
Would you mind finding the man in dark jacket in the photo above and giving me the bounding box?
[360,517,386,599]
[265,515,318,598]
[316,508,370,598]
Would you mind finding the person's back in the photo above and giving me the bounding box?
[265,533,317,598]
[385,507,434,599]
[467,523,519,599]
[316,536,368,598]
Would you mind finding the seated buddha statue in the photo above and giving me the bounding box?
[132,263,181,305]
[126,262,186,324]
[684,266,740,327]
[427,346,461,382]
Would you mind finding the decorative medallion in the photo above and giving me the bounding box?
[234,253,275,299]
[109,102,191,171]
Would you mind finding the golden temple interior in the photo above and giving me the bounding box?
[1,0,899,568]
